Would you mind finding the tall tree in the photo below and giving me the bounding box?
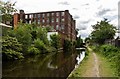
[90,19,116,44]
[1,0,17,23]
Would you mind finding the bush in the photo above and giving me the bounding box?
[34,39,48,53]
[50,34,61,50]
[27,45,40,55]
[8,24,32,53]
[94,44,120,76]
[2,36,24,60]
[63,39,72,51]
[100,44,118,57]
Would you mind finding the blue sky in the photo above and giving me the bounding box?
[3,0,120,39]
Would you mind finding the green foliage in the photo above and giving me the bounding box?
[90,19,116,44]
[27,45,40,55]
[94,44,120,76]
[36,27,49,45]
[2,23,56,60]
[2,26,12,36]
[9,23,32,53]
[76,36,83,48]
[34,39,48,53]
[50,34,61,50]
[2,36,24,60]
[63,39,72,51]
[1,1,17,22]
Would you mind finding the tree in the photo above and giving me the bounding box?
[8,23,32,53]
[50,34,61,50]
[1,0,17,23]
[76,36,83,48]
[90,19,116,44]
[2,36,24,60]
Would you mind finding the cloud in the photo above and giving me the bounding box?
[58,1,70,5]
[73,15,80,19]
[104,15,117,21]
[96,0,100,1]
[96,9,113,16]
[77,24,88,30]
[79,30,90,39]
[72,8,78,10]
[80,19,93,24]
[98,5,102,9]
[81,3,89,6]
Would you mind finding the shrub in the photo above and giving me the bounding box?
[50,34,61,50]
[34,39,48,53]
[2,36,24,60]
[36,27,49,45]
[8,24,32,53]
[27,45,40,55]
[63,39,72,51]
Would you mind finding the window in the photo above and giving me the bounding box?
[61,12,64,16]
[61,25,64,30]
[52,13,54,16]
[47,13,49,17]
[56,12,59,16]
[38,14,40,18]
[42,14,45,18]
[61,18,65,22]
[34,14,37,18]
[52,18,54,23]
[29,15,33,18]
[47,18,49,23]
[56,25,59,30]
[56,18,59,22]
[25,15,28,19]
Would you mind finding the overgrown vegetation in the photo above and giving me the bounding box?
[92,44,120,77]
[87,18,119,77]
[2,22,76,60]
[2,23,61,60]
[2,36,24,60]
[90,19,116,45]
[50,34,61,50]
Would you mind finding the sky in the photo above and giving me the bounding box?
[3,0,120,39]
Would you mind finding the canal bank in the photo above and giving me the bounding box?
[68,47,117,77]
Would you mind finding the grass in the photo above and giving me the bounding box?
[68,49,92,77]
[96,53,117,77]
[68,47,118,77]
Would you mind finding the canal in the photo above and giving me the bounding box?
[3,49,85,78]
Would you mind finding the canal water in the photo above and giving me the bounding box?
[3,49,85,78]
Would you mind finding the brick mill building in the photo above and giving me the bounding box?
[13,10,76,41]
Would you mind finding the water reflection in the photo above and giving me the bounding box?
[3,49,85,78]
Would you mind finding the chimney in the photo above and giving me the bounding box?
[19,10,25,23]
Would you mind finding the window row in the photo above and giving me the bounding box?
[25,12,65,19]
[32,18,65,23]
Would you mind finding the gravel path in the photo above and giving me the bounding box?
[87,47,100,77]
[93,52,100,77]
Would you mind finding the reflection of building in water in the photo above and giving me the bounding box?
[76,51,85,65]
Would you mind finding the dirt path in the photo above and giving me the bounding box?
[86,47,100,77]
[69,47,117,77]
[93,52,100,77]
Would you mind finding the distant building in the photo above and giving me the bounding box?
[13,10,76,41]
